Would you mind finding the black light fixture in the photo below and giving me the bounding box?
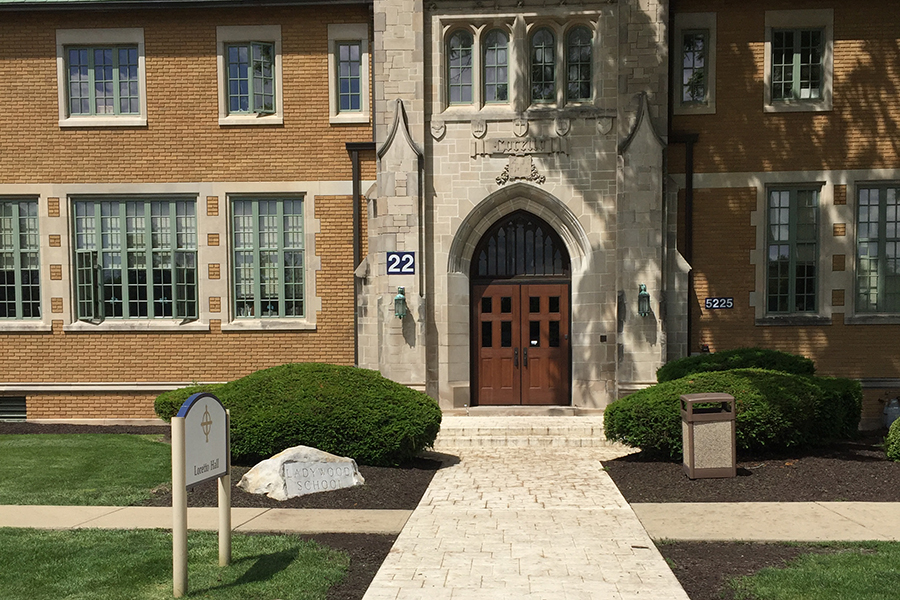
[394,287,408,319]
[638,283,651,317]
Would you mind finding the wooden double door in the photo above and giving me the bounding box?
[473,282,570,405]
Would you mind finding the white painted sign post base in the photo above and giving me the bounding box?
[171,393,231,598]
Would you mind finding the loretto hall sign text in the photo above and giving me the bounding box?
[171,392,231,598]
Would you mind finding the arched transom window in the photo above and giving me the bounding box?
[473,211,570,280]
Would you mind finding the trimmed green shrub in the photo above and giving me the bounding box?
[656,348,815,383]
[154,384,226,422]
[154,363,442,466]
[604,369,860,459]
[887,418,900,462]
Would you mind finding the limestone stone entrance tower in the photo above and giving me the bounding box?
[360,0,682,410]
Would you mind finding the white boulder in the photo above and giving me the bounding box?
[237,445,365,501]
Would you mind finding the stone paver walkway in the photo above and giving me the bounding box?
[362,446,690,600]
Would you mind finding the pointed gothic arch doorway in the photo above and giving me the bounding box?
[471,210,572,405]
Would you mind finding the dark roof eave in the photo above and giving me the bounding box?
[0,0,371,11]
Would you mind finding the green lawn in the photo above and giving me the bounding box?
[731,542,900,600]
[0,434,171,505]
[0,528,347,600]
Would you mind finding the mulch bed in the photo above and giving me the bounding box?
[603,431,899,599]
[4,423,898,599]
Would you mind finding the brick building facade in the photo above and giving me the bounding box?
[670,0,900,427]
[2,0,896,427]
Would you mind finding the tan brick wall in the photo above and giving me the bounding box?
[4,194,357,418]
[670,0,900,175]
[0,6,373,184]
[687,187,900,422]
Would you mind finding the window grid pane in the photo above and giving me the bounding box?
[74,199,196,320]
[857,187,900,313]
[681,30,707,104]
[448,31,473,104]
[566,26,592,102]
[483,30,509,103]
[232,198,304,319]
[337,41,362,112]
[531,28,555,103]
[772,29,823,101]
[0,200,40,319]
[767,189,818,314]
[252,42,275,114]
[227,44,251,113]
[66,46,139,116]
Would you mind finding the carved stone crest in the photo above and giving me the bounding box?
[471,119,486,139]
[430,119,445,140]
[496,156,546,186]
[555,117,570,137]
[513,118,528,137]
[597,117,614,135]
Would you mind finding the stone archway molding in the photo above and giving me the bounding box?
[448,182,589,275]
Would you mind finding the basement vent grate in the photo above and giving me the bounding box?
[0,397,26,421]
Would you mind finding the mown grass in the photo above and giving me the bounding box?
[730,542,900,600]
[0,528,348,600]
[0,434,171,505]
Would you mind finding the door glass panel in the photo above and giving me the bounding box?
[501,296,512,313]
[481,297,492,313]
[529,321,540,346]
[549,321,560,347]
[481,321,492,348]
[529,296,540,312]
[549,296,560,313]
[501,321,512,347]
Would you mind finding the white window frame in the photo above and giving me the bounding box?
[56,28,148,128]
[673,13,716,116]
[328,23,370,125]
[217,25,284,126]
[764,9,833,113]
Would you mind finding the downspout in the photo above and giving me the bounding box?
[346,141,376,367]
[669,132,698,354]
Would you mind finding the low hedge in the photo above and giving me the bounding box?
[656,348,816,383]
[887,418,900,462]
[604,369,861,459]
[155,363,442,467]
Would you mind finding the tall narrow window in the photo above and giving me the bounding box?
[767,188,819,313]
[483,29,509,103]
[566,26,592,102]
[857,186,900,313]
[448,31,473,104]
[337,41,362,112]
[66,46,140,116]
[232,198,305,319]
[226,42,276,115]
[531,28,555,103]
[681,30,708,105]
[0,199,40,319]
[771,29,823,101]
[74,199,197,321]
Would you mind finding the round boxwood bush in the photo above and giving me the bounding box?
[656,348,815,383]
[887,418,900,462]
[154,363,442,467]
[604,369,861,459]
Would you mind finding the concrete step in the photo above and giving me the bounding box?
[433,415,620,450]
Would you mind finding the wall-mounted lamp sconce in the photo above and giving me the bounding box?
[394,286,408,319]
[638,283,651,317]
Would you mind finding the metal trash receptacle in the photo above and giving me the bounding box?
[681,393,736,479]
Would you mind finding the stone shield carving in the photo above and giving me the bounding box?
[472,119,486,138]
[597,117,614,135]
[555,117,570,136]
[513,118,528,137]
[431,119,446,140]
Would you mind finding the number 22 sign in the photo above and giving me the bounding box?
[387,252,415,275]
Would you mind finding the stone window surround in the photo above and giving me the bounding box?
[673,12,716,116]
[763,9,834,113]
[678,169,900,326]
[56,28,148,128]
[216,25,284,126]
[432,13,604,119]
[0,181,341,333]
[327,23,371,125]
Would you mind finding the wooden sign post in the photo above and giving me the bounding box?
[171,392,231,598]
